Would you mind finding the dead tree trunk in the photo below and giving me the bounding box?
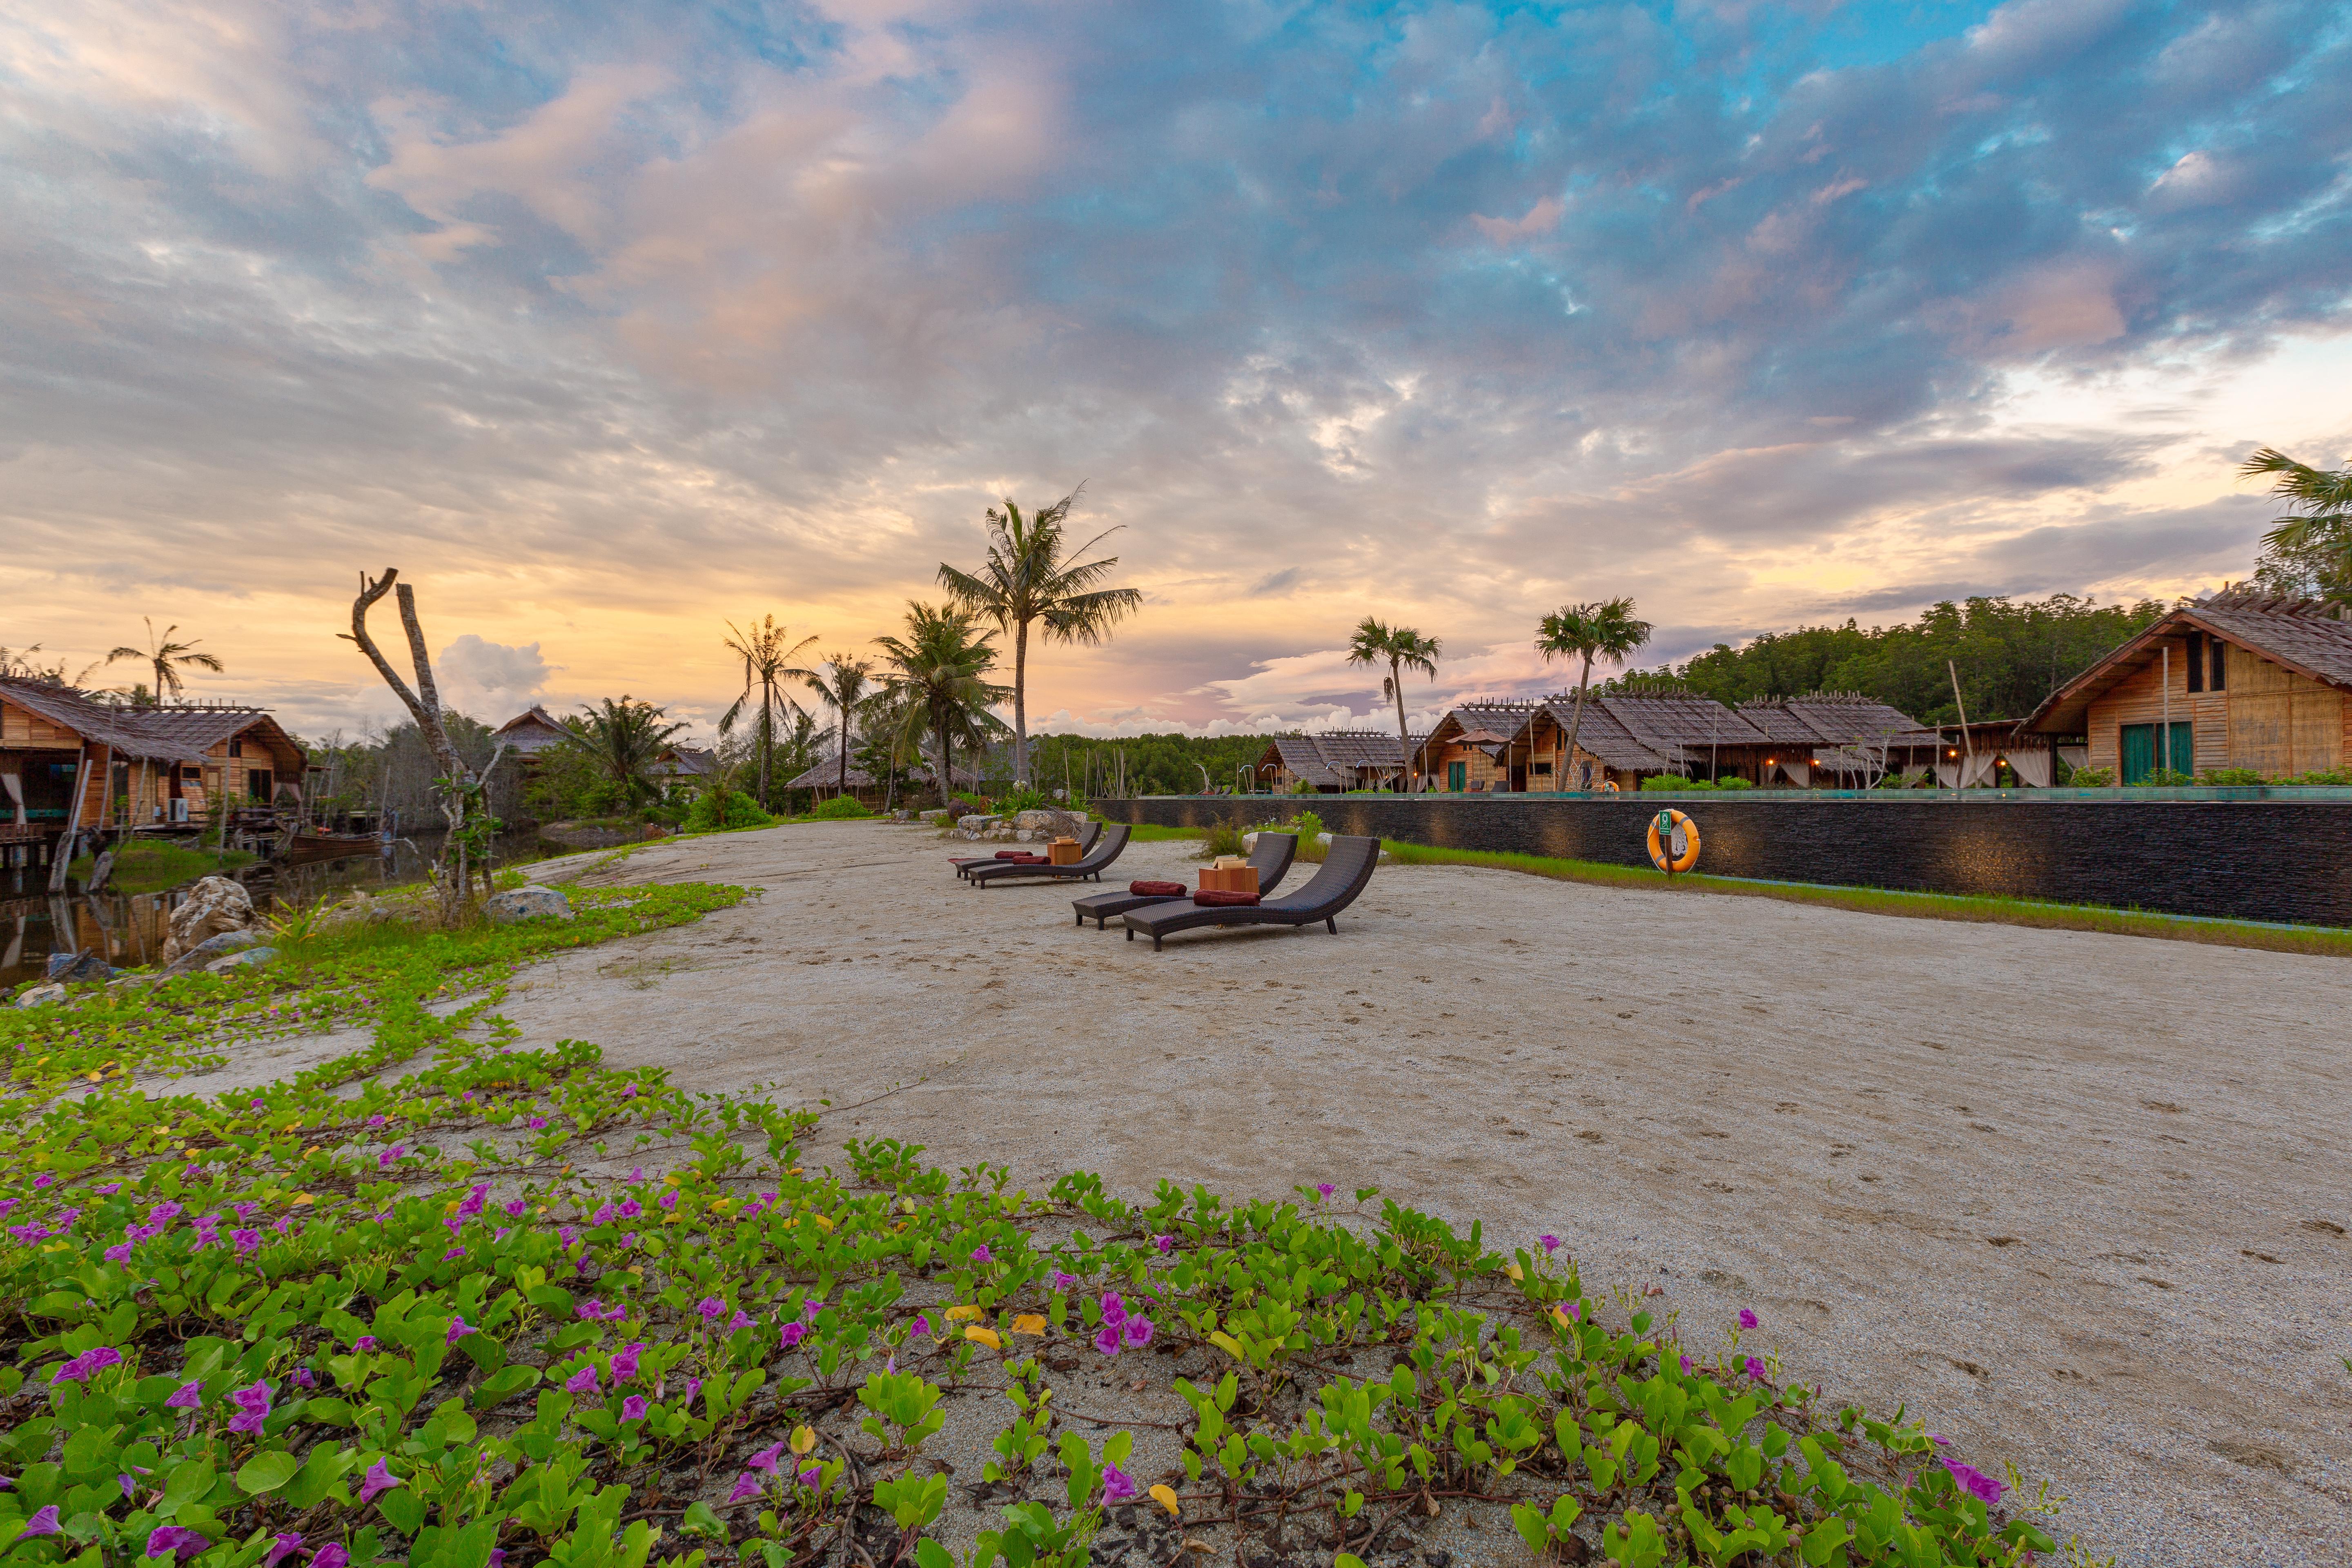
[343,570,491,914]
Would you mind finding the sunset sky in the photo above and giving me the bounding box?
[4,0,2348,743]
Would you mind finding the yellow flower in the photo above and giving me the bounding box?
[1149,1484,1181,1519]
[945,1305,984,1323]
[1010,1314,1047,1337]
[1503,1262,1524,1282]
[964,1326,1003,1350]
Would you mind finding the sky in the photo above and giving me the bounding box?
[4,0,2349,743]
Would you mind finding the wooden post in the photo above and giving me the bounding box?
[1947,661,1975,792]
[48,742,89,893]
[2161,644,2172,778]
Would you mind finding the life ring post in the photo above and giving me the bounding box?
[1646,808,1702,876]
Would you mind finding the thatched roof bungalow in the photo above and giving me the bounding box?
[1,678,304,838]
[1254,731,1429,793]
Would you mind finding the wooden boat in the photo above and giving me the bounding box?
[284,830,383,863]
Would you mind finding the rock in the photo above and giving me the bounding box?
[918,808,951,822]
[45,950,115,983]
[206,946,278,973]
[16,983,66,1009]
[958,814,999,834]
[1013,809,1058,831]
[485,886,573,924]
[160,929,268,978]
[1316,832,1334,846]
[161,875,256,965]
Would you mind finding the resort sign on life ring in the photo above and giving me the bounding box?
[1647,809,1700,874]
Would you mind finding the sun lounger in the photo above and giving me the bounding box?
[953,820,1100,878]
[1071,831,1298,928]
[967,823,1131,886]
[1121,835,1379,949]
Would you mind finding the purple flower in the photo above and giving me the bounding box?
[359,1459,400,1504]
[618,1199,642,1221]
[0,1223,36,1244]
[1744,1356,1766,1382]
[566,1365,600,1395]
[1738,1309,1758,1330]
[728,1310,754,1330]
[1099,1292,1126,1329]
[265,1532,306,1567]
[683,1376,703,1405]
[1929,1432,1950,1447]
[1094,1324,1123,1357]
[797,1465,821,1490]
[146,1526,209,1561]
[312,1546,349,1568]
[293,1368,316,1390]
[698,1296,724,1322]
[727,1472,762,1504]
[148,1201,180,1224]
[367,1115,387,1128]
[441,1247,465,1262]
[592,1204,615,1225]
[95,1183,120,1196]
[779,1322,806,1350]
[620,1232,638,1249]
[576,1299,605,1321]
[560,1226,580,1249]
[659,1189,678,1212]
[377,1146,406,1171]
[612,1342,646,1379]
[971,1244,993,1265]
[52,1347,124,1385]
[353,1336,378,1353]
[1678,1354,1693,1374]
[1101,1462,1138,1503]
[746,1443,786,1472]
[621,1395,648,1421]
[621,1085,638,1100]
[15,1506,61,1541]
[1539,1235,1560,1255]
[228,1379,272,1435]
[234,1202,257,1221]
[446,1316,474,1344]
[1154,1235,1174,1255]
[32,1175,52,1189]
[233,1228,261,1257]
[505,1200,527,1217]
[1942,1459,2003,1505]
[457,1185,487,1218]
[166,1379,204,1409]
[1123,1316,1155,1349]
[489,1552,504,1568]
[1050,1270,1080,1292]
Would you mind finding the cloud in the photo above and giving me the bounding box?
[1,0,2348,739]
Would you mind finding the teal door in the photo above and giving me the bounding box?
[2119,722,2193,783]
[1447,761,1466,792]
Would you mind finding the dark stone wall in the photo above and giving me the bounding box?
[1100,795,2352,926]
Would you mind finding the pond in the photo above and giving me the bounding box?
[2,831,557,995]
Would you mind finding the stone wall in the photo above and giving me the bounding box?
[1093,794,2352,926]
[949,808,1092,844]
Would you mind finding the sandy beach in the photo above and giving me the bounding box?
[206,820,2350,1564]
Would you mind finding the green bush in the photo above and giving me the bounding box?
[1641,775,1710,791]
[2277,766,2352,786]
[2198,768,2265,787]
[2068,766,2116,787]
[1198,822,1247,859]
[683,786,775,833]
[806,795,875,820]
[997,784,1052,815]
[2141,767,2194,787]
[1713,776,1754,790]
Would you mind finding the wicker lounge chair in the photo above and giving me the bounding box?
[953,819,1100,879]
[1121,835,1379,949]
[1071,831,1298,928]
[967,823,1131,886]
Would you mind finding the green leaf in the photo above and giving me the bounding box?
[378,1485,427,1537]
[236,1452,302,1496]
[915,1540,953,1568]
[160,1460,215,1512]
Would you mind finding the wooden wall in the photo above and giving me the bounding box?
[2084,636,2347,776]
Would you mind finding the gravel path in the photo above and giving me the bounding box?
[217,820,2352,1564]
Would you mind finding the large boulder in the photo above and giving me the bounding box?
[45,950,115,983]
[486,886,573,925]
[206,946,278,973]
[15,983,65,1009]
[160,929,269,978]
[162,876,256,965]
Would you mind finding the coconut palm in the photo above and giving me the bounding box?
[937,485,1143,786]
[1345,619,1441,793]
[874,603,1010,806]
[2243,447,2352,598]
[570,696,689,810]
[805,655,876,800]
[719,617,819,805]
[1535,598,1653,789]
[106,619,224,704]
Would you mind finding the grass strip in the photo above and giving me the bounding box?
[1380,840,2352,957]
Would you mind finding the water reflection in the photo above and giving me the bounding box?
[2,833,553,993]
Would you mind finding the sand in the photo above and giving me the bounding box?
[208,820,2352,1564]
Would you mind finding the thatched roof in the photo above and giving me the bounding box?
[1260,731,1430,787]
[1535,699,1675,772]
[495,706,572,753]
[0,679,298,767]
[779,755,978,791]
[1742,693,1938,748]
[2025,591,2352,733]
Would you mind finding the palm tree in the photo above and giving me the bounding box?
[570,696,688,810]
[1535,598,1653,789]
[106,618,224,704]
[938,486,1143,785]
[2243,447,2352,599]
[1345,619,1442,793]
[805,655,876,800]
[874,603,1011,806]
[719,617,819,806]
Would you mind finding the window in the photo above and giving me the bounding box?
[1532,760,1553,775]
[2185,632,2204,693]
[247,768,274,802]
[1446,760,1466,792]
[2119,722,2192,784]
[2210,636,2227,690]
[228,738,243,757]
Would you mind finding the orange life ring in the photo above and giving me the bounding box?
[1599,780,1619,793]
[1646,809,1700,873]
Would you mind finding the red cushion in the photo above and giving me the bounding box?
[994,850,1029,860]
[1128,880,1186,896]
[1193,889,1261,906]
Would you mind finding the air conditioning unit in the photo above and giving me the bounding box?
[168,798,190,823]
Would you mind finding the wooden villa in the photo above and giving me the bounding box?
[1254,731,1430,793]
[1737,694,1945,786]
[780,756,979,808]
[494,705,573,755]
[2,677,305,863]
[2024,591,2352,782]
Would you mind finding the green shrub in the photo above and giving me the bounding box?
[684,786,776,833]
[2068,766,2116,787]
[2198,768,2265,787]
[2141,767,2194,787]
[2277,766,2352,786]
[1198,822,1247,859]
[806,794,875,820]
[998,784,1052,815]
[1641,775,1709,791]
[1713,776,1754,790]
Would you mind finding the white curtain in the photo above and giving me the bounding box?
[2007,747,2054,788]
[1778,759,1812,788]
[0,769,22,824]
[1936,753,2000,789]
[2060,746,2089,772]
